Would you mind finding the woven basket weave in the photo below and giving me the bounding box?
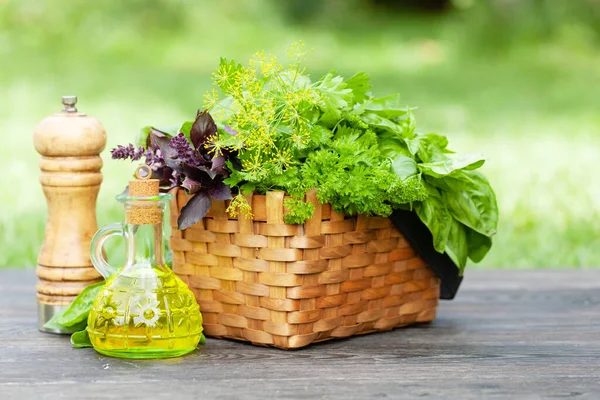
[169,188,440,349]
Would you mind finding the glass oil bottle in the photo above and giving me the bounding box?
[88,165,203,358]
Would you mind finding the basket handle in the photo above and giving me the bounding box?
[90,223,126,279]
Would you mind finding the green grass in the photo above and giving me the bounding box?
[1,0,599,268]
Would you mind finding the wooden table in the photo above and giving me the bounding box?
[1,269,599,399]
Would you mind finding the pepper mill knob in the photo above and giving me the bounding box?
[33,96,106,333]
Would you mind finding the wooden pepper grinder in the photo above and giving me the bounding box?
[33,96,106,333]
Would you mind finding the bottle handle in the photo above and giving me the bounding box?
[90,222,125,279]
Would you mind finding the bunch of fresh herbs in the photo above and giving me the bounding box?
[114,41,498,271]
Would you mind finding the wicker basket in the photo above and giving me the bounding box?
[169,188,440,349]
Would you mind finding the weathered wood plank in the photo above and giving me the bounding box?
[1,269,600,399]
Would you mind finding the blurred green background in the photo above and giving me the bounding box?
[1,0,599,268]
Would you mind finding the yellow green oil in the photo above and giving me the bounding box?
[88,265,202,359]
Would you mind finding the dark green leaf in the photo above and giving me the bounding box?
[442,170,499,237]
[415,183,452,253]
[43,281,105,330]
[466,227,493,263]
[71,329,93,348]
[178,192,212,230]
[445,219,468,271]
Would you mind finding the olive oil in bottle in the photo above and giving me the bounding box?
[88,166,202,359]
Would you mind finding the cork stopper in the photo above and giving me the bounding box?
[126,165,162,225]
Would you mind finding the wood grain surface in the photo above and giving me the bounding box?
[1,269,599,399]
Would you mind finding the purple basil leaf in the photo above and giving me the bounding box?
[178,191,212,230]
[151,130,183,172]
[183,163,217,183]
[206,168,217,179]
[182,177,202,195]
[155,166,176,187]
[208,181,232,200]
[211,154,229,177]
[190,110,217,150]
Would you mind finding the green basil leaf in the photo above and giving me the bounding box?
[445,219,468,272]
[42,318,87,333]
[418,153,486,178]
[43,281,105,329]
[152,126,179,137]
[136,126,153,148]
[71,329,93,348]
[441,170,499,237]
[377,132,411,159]
[405,132,451,161]
[415,183,452,253]
[392,155,418,180]
[465,227,493,263]
[179,120,193,140]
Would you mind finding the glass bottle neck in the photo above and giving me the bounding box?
[125,222,165,268]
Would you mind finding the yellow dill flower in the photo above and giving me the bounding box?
[250,50,266,68]
[202,89,220,110]
[226,194,254,219]
[260,54,282,77]
[213,62,239,90]
[287,40,307,60]
[203,42,323,188]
